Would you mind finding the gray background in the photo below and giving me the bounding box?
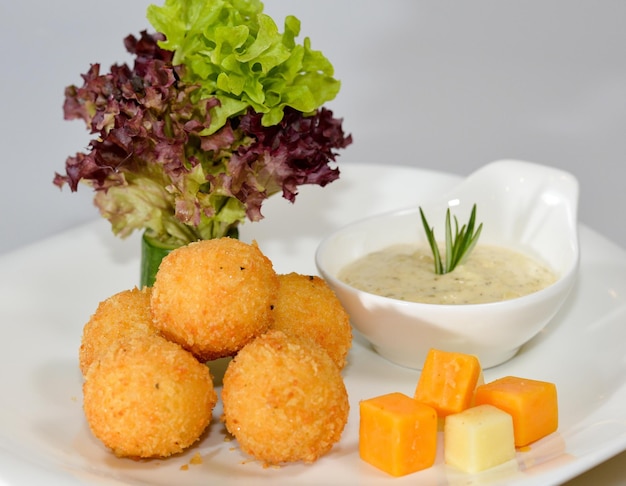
[1,0,624,255]
[0,1,625,482]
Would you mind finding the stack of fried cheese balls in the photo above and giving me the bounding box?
[79,238,352,465]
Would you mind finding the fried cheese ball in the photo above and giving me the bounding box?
[271,273,352,369]
[221,330,349,465]
[151,238,279,361]
[83,334,217,458]
[79,287,158,376]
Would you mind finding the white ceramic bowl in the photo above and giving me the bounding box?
[315,160,580,369]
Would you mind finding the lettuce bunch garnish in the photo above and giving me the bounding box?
[53,0,352,246]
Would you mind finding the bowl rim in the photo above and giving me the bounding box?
[315,160,580,309]
[316,239,579,311]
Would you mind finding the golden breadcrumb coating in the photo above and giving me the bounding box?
[271,272,352,369]
[150,238,279,361]
[221,330,349,465]
[83,334,217,458]
[79,287,157,376]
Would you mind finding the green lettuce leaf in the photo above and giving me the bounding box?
[146,0,341,133]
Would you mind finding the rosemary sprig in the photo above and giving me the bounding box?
[419,204,483,275]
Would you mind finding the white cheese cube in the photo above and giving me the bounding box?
[444,404,516,473]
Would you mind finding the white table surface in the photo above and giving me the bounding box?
[1,1,624,483]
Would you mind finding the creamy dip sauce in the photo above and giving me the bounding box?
[338,244,557,304]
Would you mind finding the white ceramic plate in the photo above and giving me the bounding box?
[1,163,625,485]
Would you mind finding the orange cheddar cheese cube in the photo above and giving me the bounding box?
[474,375,558,447]
[414,348,482,417]
[359,392,437,477]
